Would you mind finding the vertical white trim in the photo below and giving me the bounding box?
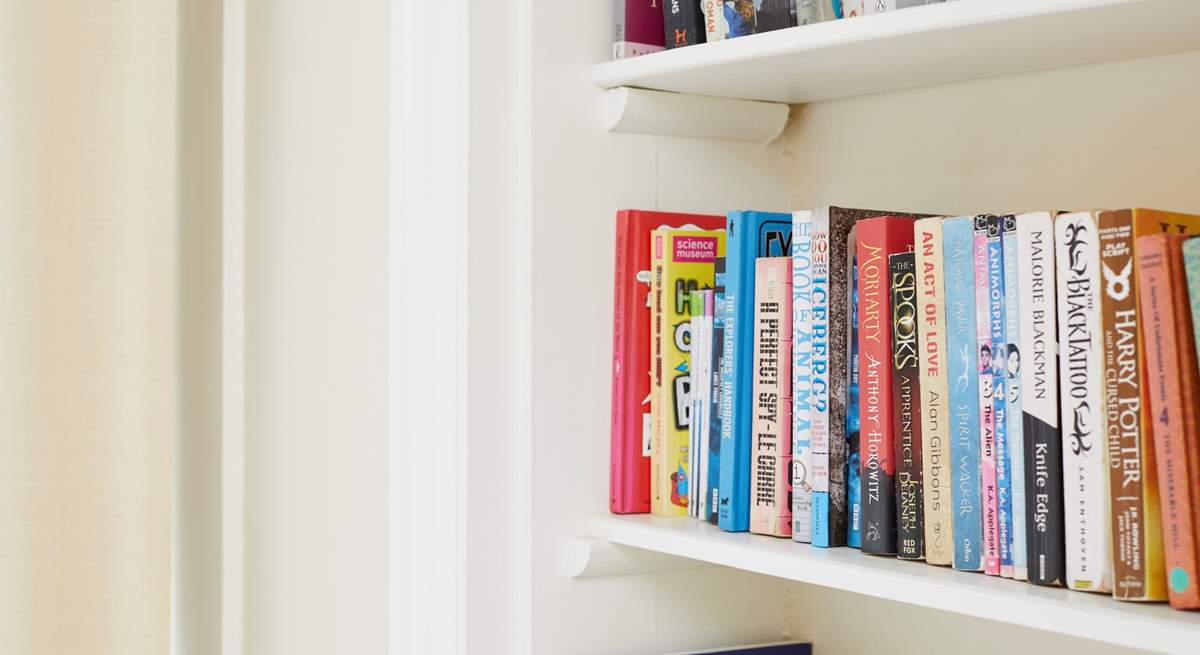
[221,1,245,653]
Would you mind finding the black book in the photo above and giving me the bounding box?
[890,251,924,560]
[662,0,706,49]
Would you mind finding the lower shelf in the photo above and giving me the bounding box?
[587,514,1200,654]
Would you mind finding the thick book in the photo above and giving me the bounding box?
[974,215,1001,575]
[1001,215,1028,580]
[611,210,724,514]
[856,215,915,554]
[613,0,666,59]
[915,218,952,565]
[1143,234,1200,609]
[791,211,814,542]
[1097,209,1200,601]
[988,216,1014,578]
[847,229,863,548]
[1054,211,1112,593]
[756,0,798,33]
[890,251,924,560]
[943,216,983,572]
[707,257,728,524]
[662,0,706,49]
[650,228,726,516]
[808,214,833,547]
[719,211,793,532]
[751,257,794,537]
[1016,211,1065,587]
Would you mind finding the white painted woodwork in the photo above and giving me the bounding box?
[604,87,789,143]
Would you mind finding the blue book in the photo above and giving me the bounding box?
[718,210,793,532]
[706,257,727,524]
[988,218,1013,576]
[943,216,983,571]
[847,230,862,548]
[1001,215,1027,579]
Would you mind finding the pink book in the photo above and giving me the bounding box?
[974,216,1000,575]
[750,257,794,537]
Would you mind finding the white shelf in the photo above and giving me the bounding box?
[592,0,1200,104]
[588,514,1200,654]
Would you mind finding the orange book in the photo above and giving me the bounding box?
[1136,233,1200,609]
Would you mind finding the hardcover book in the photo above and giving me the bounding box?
[1002,215,1028,580]
[974,215,1001,575]
[915,217,952,565]
[751,257,794,537]
[808,214,833,547]
[1054,211,1112,593]
[856,215,915,555]
[756,0,798,33]
[1143,234,1200,609]
[719,211,793,532]
[1016,211,1065,587]
[792,211,814,542]
[847,229,863,548]
[650,228,726,516]
[1096,209,1199,601]
[662,0,707,49]
[989,216,1014,578]
[613,0,667,59]
[707,257,728,524]
[611,210,724,514]
[890,251,924,560]
[943,216,983,572]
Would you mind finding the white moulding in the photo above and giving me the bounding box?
[568,537,714,579]
[603,87,789,145]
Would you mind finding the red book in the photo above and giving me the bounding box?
[855,215,916,554]
[611,209,724,513]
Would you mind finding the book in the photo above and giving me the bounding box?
[856,215,915,554]
[847,228,863,548]
[702,0,727,42]
[974,215,1001,575]
[707,257,728,524]
[662,0,707,49]
[890,251,924,560]
[808,214,833,547]
[1097,209,1200,601]
[613,0,666,59]
[989,216,1014,578]
[1002,215,1028,580]
[714,0,758,39]
[796,0,838,24]
[650,228,726,516]
[756,0,798,33]
[1016,211,1066,587]
[751,257,794,537]
[1144,234,1200,609]
[689,290,714,518]
[1054,211,1112,593]
[914,217,953,565]
[840,0,865,17]
[719,211,793,532]
[792,211,814,543]
[943,216,983,572]
[611,210,724,514]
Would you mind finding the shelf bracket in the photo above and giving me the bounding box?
[569,537,714,579]
[604,87,790,145]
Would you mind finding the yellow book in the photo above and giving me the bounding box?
[650,227,726,516]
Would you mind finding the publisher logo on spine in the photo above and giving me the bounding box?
[674,235,718,263]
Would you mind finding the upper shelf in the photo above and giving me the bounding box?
[588,514,1200,654]
[592,0,1200,104]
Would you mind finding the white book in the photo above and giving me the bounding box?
[1053,211,1112,593]
[791,210,815,542]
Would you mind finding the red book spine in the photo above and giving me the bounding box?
[856,215,916,554]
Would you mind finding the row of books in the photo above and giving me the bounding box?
[612,0,949,60]
[609,207,1200,611]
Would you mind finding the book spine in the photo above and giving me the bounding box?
[662,0,706,49]
[613,0,666,59]
[689,289,709,518]
[792,212,815,542]
[847,226,863,548]
[809,214,834,546]
[1055,212,1113,593]
[989,219,1013,578]
[650,234,675,516]
[1016,213,1065,586]
[719,214,749,531]
[943,216,983,571]
[707,257,727,524]
[975,216,1000,575]
[757,0,799,33]
[915,218,952,565]
[701,0,726,42]
[1002,215,1028,580]
[751,257,794,537]
[891,251,924,560]
[610,215,640,513]
[796,0,837,24]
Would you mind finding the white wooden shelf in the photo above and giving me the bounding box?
[587,514,1200,654]
[592,0,1200,104]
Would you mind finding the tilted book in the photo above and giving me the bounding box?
[662,0,706,49]
[1097,209,1198,601]
[1055,211,1112,593]
[613,0,666,59]
[943,216,983,571]
[707,257,728,524]
[1002,215,1028,580]
[1016,212,1066,587]
[890,251,924,560]
[610,210,723,514]
[1143,234,1200,609]
[989,216,1014,578]
[974,215,1001,575]
[751,257,794,537]
[719,211,793,532]
[856,215,915,554]
[915,218,953,565]
[808,214,833,547]
[650,228,726,516]
[792,211,815,542]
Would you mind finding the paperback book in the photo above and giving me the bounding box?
[915,217,953,565]
[613,0,666,59]
[707,257,728,524]
[808,214,833,546]
[751,257,794,537]
[662,0,706,49]
[1002,215,1028,580]
[890,251,924,560]
[792,211,815,542]
[847,229,862,548]
[974,215,1001,575]
[989,216,1014,578]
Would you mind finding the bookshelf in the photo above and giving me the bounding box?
[592,0,1200,104]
